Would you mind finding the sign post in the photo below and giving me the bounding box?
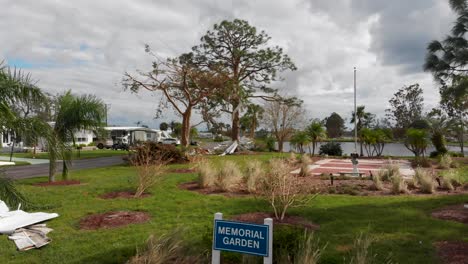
[212,212,273,264]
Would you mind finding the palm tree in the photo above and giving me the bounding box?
[49,91,105,181]
[0,62,50,206]
[306,121,326,156]
[243,104,264,138]
[350,105,375,156]
[289,130,310,154]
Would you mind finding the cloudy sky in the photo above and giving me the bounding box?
[0,0,455,128]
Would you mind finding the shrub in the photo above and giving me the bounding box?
[259,159,315,220]
[370,173,383,191]
[132,144,169,198]
[391,175,408,194]
[216,161,242,192]
[411,157,432,168]
[441,177,454,191]
[87,142,96,146]
[244,160,264,193]
[197,160,216,188]
[130,142,187,165]
[288,152,297,164]
[213,136,224,142]
[438,154,453,169]
[319,141,342,156]
[379,161,400,181]
[448,151,464,157]
[414,168,434,194]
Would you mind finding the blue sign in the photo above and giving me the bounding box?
[213,220,269,257]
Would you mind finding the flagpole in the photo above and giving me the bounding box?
[354,67,357,153]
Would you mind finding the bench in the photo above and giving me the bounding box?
[338,172,365,177]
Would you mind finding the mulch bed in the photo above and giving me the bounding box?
[432,204,468,224]
[170,168,198,173]
[99,191,150,199]
[434,241,468,264]
[80,211,151,230]
[33,180,81,187]
[231,212,319,230]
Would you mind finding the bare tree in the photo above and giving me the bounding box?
[262,99,304,152]
[123,51,226,146]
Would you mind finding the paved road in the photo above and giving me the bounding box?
[3,156,126,180]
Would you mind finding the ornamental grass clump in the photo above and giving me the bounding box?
[132,144,169,198]
[370,172,383,191]
[244,160,264,193]
[298,155,312,177]
[216,161,243,192]
[414,168,434,194]
[380,161,400,181]
[197,160,216,188]
[391,174,408,194]
[441,176,454,191]
[294,231,326,264]
[438,154,453,169]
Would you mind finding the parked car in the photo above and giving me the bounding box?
[95,139,113,149]
[111,137,129,151]
[159,138,180,146]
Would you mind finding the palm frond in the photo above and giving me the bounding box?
[0,170,29,208]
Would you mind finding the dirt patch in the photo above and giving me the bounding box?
[80,211,150,230]
[33,180,81,187]
[178,181,250,197]
[99,191,150,199]
[432,204,468,224]
[170,168,197,173]
[434,241,468,264]
[231,212,319,230]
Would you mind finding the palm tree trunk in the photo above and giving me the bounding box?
[62,160,69,180]
[49,160,56,182]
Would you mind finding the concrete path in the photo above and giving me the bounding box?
[3,156,126,180]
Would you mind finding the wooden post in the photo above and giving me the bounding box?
[212,212,222,264]
[264,218,273,264]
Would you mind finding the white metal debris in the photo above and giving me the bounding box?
[0,201,58,250]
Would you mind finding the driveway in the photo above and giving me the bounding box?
[3,156,126,180]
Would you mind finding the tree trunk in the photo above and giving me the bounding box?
[231,108,241,142]
[62,160,69,180]
[49,161,56,182]
[312,142,316,156]
[181,108,192,147]
[278,140,284,152]
[249,119,256,139]
[460,113,465,155]
[360,142,364,156]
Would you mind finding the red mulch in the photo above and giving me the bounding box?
[33,180,81,187]
[432,204,468,224]
[434,241,468,264]
[99,191,150,199]
[231,212,319,230]
[170,168,198,173]
[80,211,151,230]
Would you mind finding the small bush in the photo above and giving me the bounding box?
[213,136,224,142]
[411,157,431,168]
[391,175,408,194]
[319,141,343,156]
[339,184,360,195]
[288,152,297,164]
[414,168,434,194]
[448,151,464,157]
[216,161,242,192]
[379,161,400,181]
[244,160,264,193]
[441,177,454,191]
[370,173,383,191]
[298,155,311,177]
[130,142,187,165]
[197,160,216,188]
[438,154,453,169]
[87,142,96,146]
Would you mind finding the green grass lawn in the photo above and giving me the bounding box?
[0,149,128,160]
[0,155,466,263]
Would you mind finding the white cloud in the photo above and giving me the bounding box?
[0,0,454,128]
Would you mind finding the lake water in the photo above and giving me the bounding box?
[280,142,466,157]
